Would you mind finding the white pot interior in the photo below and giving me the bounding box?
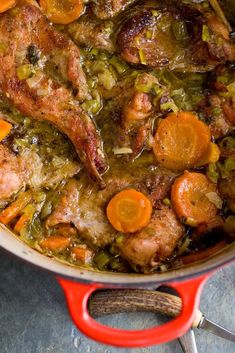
[1,224,234,286]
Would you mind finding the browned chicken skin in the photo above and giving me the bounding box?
[68,14,115,53]
[117,3,235,71]
[118,205,185,272]
[0,4,107,185]
[46,171,175,251]
[91,0,138,19]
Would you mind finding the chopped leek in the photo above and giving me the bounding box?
[98,69,116,90]
[172,20,189,41]
[207,163,219,183]
[139,49,147,65]
[94,251,110,269]
[202,25,210,42]
[110,56,128,74]
[160,101,179,113]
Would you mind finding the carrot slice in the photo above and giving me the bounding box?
[0,119,12,142]
[40,236,70,252]
[0,191,32,225]
[153,112,211,171]
[107,189,152,233]
[39,0,84,24]
[14,214,30,233]
[171,172,219,226]
[197,142,220,166]
[71,247,93,264]
[0,0,16,13]
[14,204,36,233]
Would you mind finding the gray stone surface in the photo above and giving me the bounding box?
[0,249,234,353]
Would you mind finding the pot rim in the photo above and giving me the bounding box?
[0,224,234,286]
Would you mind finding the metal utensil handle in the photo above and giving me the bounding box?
[179,330,199,353]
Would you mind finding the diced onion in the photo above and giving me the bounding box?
[206,192,223,209]
[113,147,133,155]
[37,88,49,96]
[26,71,44,89]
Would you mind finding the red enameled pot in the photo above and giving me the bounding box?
[0,223,234,348]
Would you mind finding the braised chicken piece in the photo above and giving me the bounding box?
[0,145,26,203]
[202,94,233,139]
[46,178,118,247]
[0,3,107,185]
[0,0,233,273]
[117,3,235,71]
[46,171,175,248]
[118,205,185,272]
[199,65,235,138]
[91,0,138,19]
[68,14,115,53]
[104,72,166,158]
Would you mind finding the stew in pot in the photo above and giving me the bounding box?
[0,0,234,273]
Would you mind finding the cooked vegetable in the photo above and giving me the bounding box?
[0,0,16,13]
[71,247,93,264]
[0,0,233,274]
[208,0,232,32]
[0,119,12,141]
[197,142,221,166]
[14,204,36,233]
[94,251,110,269]
[171,20,189,41]
[107,189,152,233]
[153,112,211,171]
[171,172,219,227]
[17,64,33,80]
[39,0,84,24]
[0,191,32,225]
[40,236,70,252]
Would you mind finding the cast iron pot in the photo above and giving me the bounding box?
[0,223,234,348]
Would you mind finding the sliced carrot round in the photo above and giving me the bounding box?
[196,142,220,166]
[171,171,219,226]
[153,112,211,171]
[0,0,16,13]
[39,0,84,24]
[107,189,152,233]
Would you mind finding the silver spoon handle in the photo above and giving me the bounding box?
[178,330,199,353]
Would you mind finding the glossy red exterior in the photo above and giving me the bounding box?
[58,274,210,348]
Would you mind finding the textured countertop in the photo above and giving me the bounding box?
[0,249,234,353]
